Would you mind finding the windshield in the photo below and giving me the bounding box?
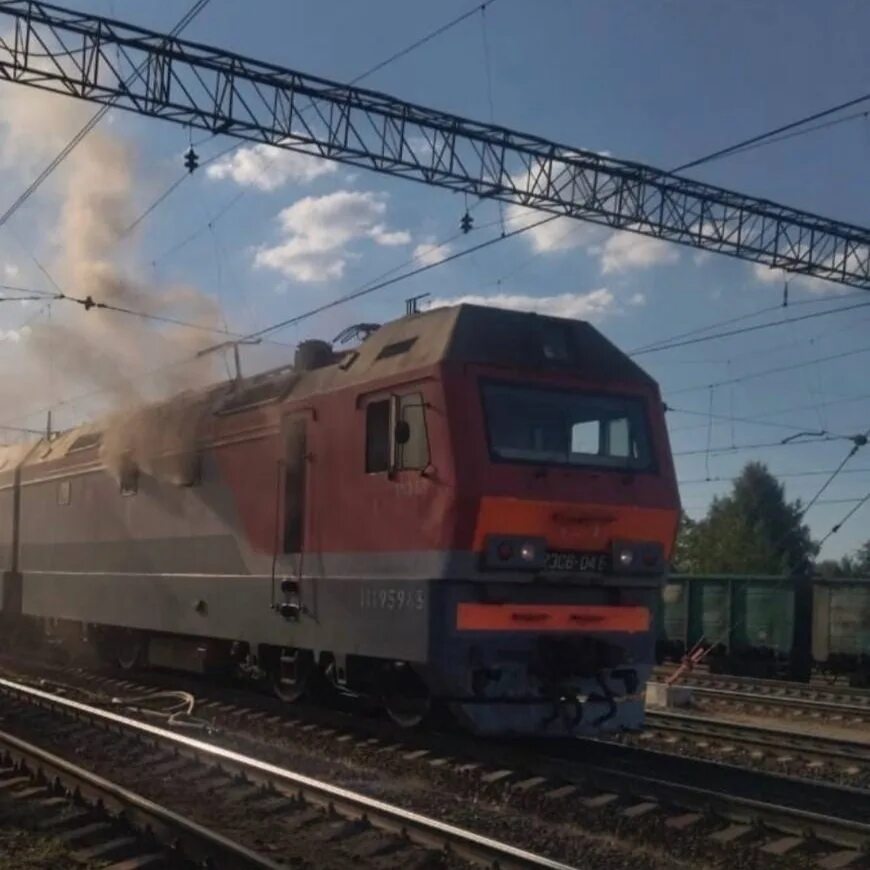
[482,382,652,470]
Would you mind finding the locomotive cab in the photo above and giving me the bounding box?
[426,306,680,734]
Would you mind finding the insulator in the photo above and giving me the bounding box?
[460,210,473,234]
[184,145,199,174]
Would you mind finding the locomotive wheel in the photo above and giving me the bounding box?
[114,629,146,671]
[273,648,313,703]
[381,662,431,729]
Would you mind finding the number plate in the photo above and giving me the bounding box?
[545,551,610,573]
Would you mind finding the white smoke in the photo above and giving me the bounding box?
[0,87,224,474]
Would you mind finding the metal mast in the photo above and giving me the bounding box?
[0,0,867,288]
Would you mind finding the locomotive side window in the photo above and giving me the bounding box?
[483,382,652,471]
[365,393,429,473]
[397,393,429,470]
[366,401,391,473]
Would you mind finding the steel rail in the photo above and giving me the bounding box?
[4,661,870,862]
[686,683,869,714]
[0,677,576,870]
[550,738,870,850]
[655,667,870,706]
[645,709,870,762]
[0,726,283,870]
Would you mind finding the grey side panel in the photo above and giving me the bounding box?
[21,571,431,661]
[21,536,249,574]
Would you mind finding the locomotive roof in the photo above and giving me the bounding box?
[0,304,656,468]
[297,303,655,391]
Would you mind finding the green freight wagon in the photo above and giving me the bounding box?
[657,574,813,680]
[812,578,870,687]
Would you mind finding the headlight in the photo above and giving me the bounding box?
[611,540,665,575]
[483,535,547,571]
[519,542,537,562]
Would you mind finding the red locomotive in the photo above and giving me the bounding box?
[0,304,680,735]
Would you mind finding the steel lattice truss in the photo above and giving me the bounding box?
[0,0,868,289]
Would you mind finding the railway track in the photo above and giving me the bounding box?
[655,667,870,710]
[2,662,870,868]
[0,676,579,870]
[0,726,280,869]
[635,709,870,786]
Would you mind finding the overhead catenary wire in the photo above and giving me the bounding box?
[668,387,870,437]
[0,0,213,231]
[679,467,870,486]
[46,290,292,345]
[126,0,501,253]
[0,212,559,433]
[7,9,867,465]
[818,491,870,547]
[667,340,870,395]
[242,214,560,342]
[797,428,870,516]
[673,90,870,172]
[631,301,870,356]
[629,289,868,356]
[673,434,847,458]
[665,404,850,438]
[681,496,867,510]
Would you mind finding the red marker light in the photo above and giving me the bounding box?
[497,542,514,561]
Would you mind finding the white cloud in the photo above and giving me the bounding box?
[628,292,646,307]
[504,198,679,277]
[206,144,336,191]
[369,225,411,246]
[429,288,617,321]
[254,190,410,283]
[0,325,29,342]
[3,263,18,279]
[600,232,679,274]
[504,204,594,253]
[413,241,451,266]
[751,262,835,294]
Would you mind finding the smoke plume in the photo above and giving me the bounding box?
[0,88,224,478]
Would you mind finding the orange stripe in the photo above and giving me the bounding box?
[471,496,678,557]
[456,603,650,633]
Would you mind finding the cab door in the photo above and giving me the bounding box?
[283,415,307,556]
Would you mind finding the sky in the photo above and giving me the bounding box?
[0,0,868,560]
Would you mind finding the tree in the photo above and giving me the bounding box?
[851,540,870,576]
[813,541,870,577]
[815,557,855,578]
[678,462,817,575]
[671,511,698,573]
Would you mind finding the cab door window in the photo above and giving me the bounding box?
[365,392,429,473]
[397,394,429,470]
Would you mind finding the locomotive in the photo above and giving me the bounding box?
[0,304,680,736]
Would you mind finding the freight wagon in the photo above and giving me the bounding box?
[656,574,870,686]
